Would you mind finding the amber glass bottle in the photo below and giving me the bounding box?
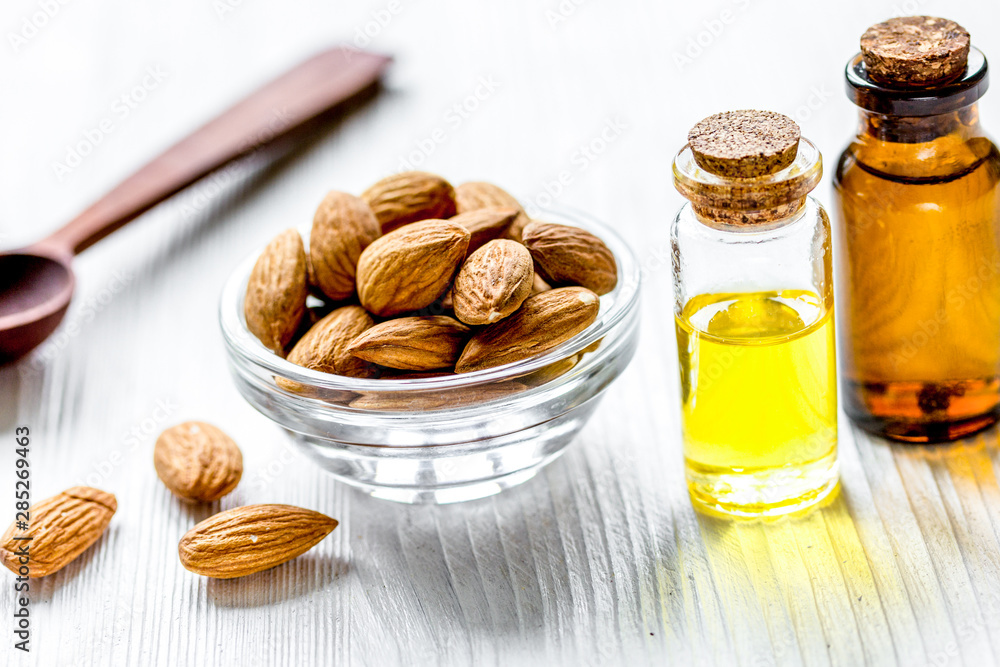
[834,19,1000,442]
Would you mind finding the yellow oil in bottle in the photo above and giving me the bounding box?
[675,289,839,516]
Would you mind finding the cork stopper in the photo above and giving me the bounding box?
[860,16,970,87]
[687,111,801,179]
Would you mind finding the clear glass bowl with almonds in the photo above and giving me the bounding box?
[220,205,640,504]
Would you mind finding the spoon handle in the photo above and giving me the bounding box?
[39,47,390,256]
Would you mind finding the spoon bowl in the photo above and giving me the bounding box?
[0,250,75,361]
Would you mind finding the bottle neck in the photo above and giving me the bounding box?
[691,197,808,231]
[849,103,996,180]
[858,103,984,144]
[673,138,823,232]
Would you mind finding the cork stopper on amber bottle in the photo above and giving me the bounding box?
[688,110,800,179]
[860,16,970,87]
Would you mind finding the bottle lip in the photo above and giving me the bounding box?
[673,137,822,226]
[845,46,989,116]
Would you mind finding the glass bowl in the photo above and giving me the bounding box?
[220,207,641,503]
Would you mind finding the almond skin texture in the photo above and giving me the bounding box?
[347,316,470,370]
[1,487,116,578]
[286,305,377,378]
[455,182,531,241]
[453,240,534,325]
[521,222,618,295]
[349,381,528,411]
[154,422,243,503]
[178,504,338,579]
[449,207,519,254]
[456,287,600,373]
[362,171,457,233]
[356,220,470,317]
[245,229,309,354]
[309,191,381,301]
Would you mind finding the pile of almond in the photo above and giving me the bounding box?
[244,171,618,382]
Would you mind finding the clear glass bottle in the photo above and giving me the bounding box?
[834,20,1000,442]
[671,111,839,517]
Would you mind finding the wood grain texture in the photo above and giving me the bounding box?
[3,0,1000,665]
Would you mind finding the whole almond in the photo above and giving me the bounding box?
[456,287,600,373]
[356,220,470,317]
[178,504,337,579]
[362,171,457,233]
[348,316,470,370]
[286,305,377,378]
[455,182,531,241]
[450,207,519,254]
[154,422,243,503]
[244,229,308,354]
[309,191,381,301]
[521,221,618,295]
[1,487,116,578]
[453,240,534,325]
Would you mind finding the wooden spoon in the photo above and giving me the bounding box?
[0,47,390,363]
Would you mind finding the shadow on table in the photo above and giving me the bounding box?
[340,467,563,650]
[207,554,350,608]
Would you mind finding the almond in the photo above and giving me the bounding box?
[521,222,618,295]
[455,287,600,373]
[362,171,457,233]
[347,316,470,370]
[531,272,552,295]
[1,487,116,578]
[455,182,531,241]
[154,422,243,503]
[349,381,528,411]
[453,240,534,325]
[450,207,519,254]
[178,504,337,579]
[519,354,581,387]
[356,220,470,317]
[244,229,308,354]
[286,305,377,378]
[309,191,381,301]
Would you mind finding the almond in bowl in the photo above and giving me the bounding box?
[222,171,639,503]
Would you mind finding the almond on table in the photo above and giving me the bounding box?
[154,421,243,503]
[0,487,117,578]
[178,504,338,579]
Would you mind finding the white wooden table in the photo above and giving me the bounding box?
[3,1,1000,665]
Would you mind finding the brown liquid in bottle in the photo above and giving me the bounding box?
[835,104,1000,442]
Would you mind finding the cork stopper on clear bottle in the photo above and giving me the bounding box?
[673,110,822,229]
